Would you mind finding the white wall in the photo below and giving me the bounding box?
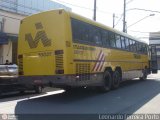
[0,10,26,64]
[2,41,12,64]
[0,10,26,34]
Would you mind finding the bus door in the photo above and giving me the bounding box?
[150,45,158,73]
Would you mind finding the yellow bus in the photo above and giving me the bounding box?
[18,9,157,92]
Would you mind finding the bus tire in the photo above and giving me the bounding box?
[34,86,43,94]
[112,70,120,89]
[100,70,112,92]
[140,69,147,80]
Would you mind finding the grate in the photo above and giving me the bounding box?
[76,63,90,81]
[55,50,64,74]
[55,54,64,70]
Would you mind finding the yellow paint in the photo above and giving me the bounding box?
[18,9,149,76]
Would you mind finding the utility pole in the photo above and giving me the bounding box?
[93,0,96,21]
[123,0,126,32]
[113,13,115,28]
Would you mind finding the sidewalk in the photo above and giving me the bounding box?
[134,71,160,114]
[134,93,160,114]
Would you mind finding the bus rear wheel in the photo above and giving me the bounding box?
[100,70,112,92]
[112,70,120,89]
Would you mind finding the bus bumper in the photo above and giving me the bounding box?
[18,74,103,88]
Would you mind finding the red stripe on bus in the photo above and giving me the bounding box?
[99,59,105,71]
[95,54,105,71]
[92,50,102,71]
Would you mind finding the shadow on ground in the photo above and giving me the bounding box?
[13,79,160,116]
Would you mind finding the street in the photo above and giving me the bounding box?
[0,73,160,116]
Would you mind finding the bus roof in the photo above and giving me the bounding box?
[22,9,148,44]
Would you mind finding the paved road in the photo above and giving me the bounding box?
[0,73,160,116]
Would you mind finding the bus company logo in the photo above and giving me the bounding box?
[25,22,51,49]
[92,50,105,72]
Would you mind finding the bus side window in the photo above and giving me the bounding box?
[80,23,90,42]
[101,30,109,47]
[136,42,140,53]
[141,44,145,54]
[125,37,130,51]
[129,39,133,52]
[84,24,90,42]
[121,36,126,49]
[72,20,86,42]
[71,19,90,43]
[145,45,148,54]
[90,27,102,46]
[132,41,137,52]
[71,19,79,41]
[115,34,121,48]
[109,32,116,48]
[140,43,146,54]
[138,43,143,54]
[93,28,102,46]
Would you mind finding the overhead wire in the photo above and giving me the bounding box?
[126,0,134,4]
[54,0,119,15]
[114,14,123,27]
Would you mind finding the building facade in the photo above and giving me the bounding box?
[149,32,160,69]
[0,0,70,64]
[0,0,71,15]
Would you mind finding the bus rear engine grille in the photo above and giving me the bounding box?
[55,50,64,74]
[76,63,90,81]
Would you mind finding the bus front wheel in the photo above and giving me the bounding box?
[100,70,112,92]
